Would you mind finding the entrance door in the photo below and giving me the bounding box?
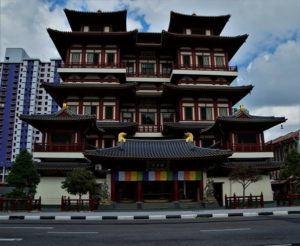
[213,183,223,206]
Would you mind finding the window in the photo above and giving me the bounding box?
[122,112,133,122]
[86,52,100,64]
[106,53,115,65]
[70,52,80,64]
[141,63,155,75]
[141,112,155,125]
[68,105,77,114]
[215,55,225,67]
[184,107,193,121]
[237,133,257,144]
[191,28,206,35]
[126,62,135,75]
[200,107,213,120]
[89,25,103,32]
[104,105,114,119]
[51,133,72,144]
[201,139,214,148]
[104,139,113,148]
[161,63,172,75]
[162,112,174,123]
[85,105,97,115]
[218,107,228,117]
[197,54,210,67]
[182,55,191,66]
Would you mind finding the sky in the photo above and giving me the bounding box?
[0,0,299,141]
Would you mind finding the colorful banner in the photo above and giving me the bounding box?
[114,171,202,181]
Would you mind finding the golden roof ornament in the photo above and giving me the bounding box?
[185,132,194,142]
[62,102,68,109]
[239,104,249,114]
[118,132,127,142]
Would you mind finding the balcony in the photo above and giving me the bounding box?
[60,63,126,69]
[227,144,273,152]
[138,125,162,133]
[34,143,85,152]
[173,64,237,72]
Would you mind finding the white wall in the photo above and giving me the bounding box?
[210,175,273,204]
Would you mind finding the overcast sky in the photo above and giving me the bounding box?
[1,0,299,140]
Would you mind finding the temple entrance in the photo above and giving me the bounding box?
[143,181,172,202]
[178,181,198,201]
[116,182,136,202]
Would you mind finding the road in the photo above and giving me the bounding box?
[0,215,300,245]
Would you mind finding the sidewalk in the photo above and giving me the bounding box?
[1,206,300,221]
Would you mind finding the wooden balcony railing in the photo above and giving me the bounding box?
[63,78,119,83]
[227,144,273,152]
[126,72,171,78]
[225,193,264,209]
[60,63,126,69]
[173,64,238,72]
[34,143,85,152]
[138,125,161,133]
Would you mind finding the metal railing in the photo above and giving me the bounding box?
[61,196,98,211]
[0,197,41,211]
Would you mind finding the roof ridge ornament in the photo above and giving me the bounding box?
[185,132,194,142]
[118,132,127,142]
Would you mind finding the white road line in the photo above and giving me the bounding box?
[200,228,251,232]
[0,238,22,241]
[48,232,98,234]
[0,226,53,230]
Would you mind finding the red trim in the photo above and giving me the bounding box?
[115,99,120,121]
[173,180,179,201]
[78,99,83,114]
[137,181,142,202]
[99,99,103,120]
[194,101,199,121]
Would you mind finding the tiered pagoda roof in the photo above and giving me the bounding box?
[168,11,230,35]
[41,82,137,106]
[64,8,127,31]
[202,108,286,134]
[20,108,96,130]
[85,138,232,161]
[163,84,253,105]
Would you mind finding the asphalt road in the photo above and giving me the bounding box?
[0,215,300,246]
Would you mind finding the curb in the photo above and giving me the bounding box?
[0,211,300,221]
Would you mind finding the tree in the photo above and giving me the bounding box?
[6,149,40,198]
[280,150,300,192]
[229,164,261,199]
[61,169,97,199]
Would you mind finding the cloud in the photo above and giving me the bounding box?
[239,40,300,107]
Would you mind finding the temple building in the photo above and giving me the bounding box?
[20,9,286,206]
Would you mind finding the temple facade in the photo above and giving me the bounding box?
[20,9,286,205]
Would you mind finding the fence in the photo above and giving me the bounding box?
[0,197,41,211]
[274,194,300,206]
[61,196,99,211]
[225,193,264,209]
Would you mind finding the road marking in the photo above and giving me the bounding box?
[0,226,53,230]
[243,212,258,217]
[200,228,251,232]
[0,216,9,220]
[0,238,22,241]
[24,216,41,220]
[181,214,197,219]
[48,232,98,234]
[55,216,71,220]
[86,216,102,220]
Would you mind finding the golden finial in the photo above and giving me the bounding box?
[185,132,194,142]
[62,102,68,109]
[118,132,127,142]
[192,12,196,16]
[240,105,246,111]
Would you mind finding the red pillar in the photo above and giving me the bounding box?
[111,178,116,202]
[173,180,179,201]
[199,178,204,201]
[137,181,142,202]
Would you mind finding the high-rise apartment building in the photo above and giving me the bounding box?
[0,48,61,181]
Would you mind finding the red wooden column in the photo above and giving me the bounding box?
[137,181,142,202]
[199,177,204,201]
[111,176,116,202]
[173,180,179,201]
